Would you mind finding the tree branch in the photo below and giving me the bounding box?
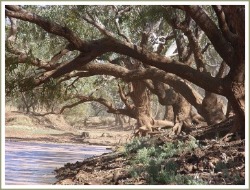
[172,15,205,72]
[7,17,17,43]
[60,95,136,118]
[114,17,131,43]
[7,6,227,95]
[48,45,72,65]
[77,63,204,111]
[118,83,134,110]
[5,5,86,50]
[112,6,132,43]
[6,18,74,72]
[183,5,236,67]
[6,17,25,55]
[101,38,225,95]
[212,5,237,44]
[82,12,115,38]
[33,49,103,85]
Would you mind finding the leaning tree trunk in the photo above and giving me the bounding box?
[146,80,193,134]
[130,81,154,134]
[123,57,156,135]
[201,62,227,125]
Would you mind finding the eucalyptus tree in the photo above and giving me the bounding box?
[5,5,245,137]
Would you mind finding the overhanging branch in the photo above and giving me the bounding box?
[183,5,236,67]
[5,5,86,50]
[60,95,136,118]
[6,5,227,96]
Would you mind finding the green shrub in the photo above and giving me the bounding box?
[124,136,150,154]
[125,136,205,185]
[146,160,206,185]
[135,147,150,164]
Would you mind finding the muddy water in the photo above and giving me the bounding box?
[5,141,110,185]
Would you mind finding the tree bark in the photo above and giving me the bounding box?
[164,105,174,121]
[201,92,226,125]
[226,80,245,135]
[172,93,193,134]
[130,81,154,132]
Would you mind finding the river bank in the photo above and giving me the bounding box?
[5,110,246,186]
[54,134,245,185]
[5,110,133,147]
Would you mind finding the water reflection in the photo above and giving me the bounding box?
[5,141,110,185]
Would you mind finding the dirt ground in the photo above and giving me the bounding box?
[5,110,133,147]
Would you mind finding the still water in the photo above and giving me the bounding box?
[5,141,110,185]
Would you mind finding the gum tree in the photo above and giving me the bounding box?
[5,5,245,137]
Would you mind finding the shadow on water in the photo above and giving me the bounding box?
[5,141,110,185]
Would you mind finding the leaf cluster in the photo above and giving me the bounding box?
[125,136,205,185]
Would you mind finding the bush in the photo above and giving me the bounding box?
[124,136,150,154]
[125,136,205,185]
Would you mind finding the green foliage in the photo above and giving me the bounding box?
[60,75,121,125]
[234,174,245,185]
[214,161,245,185]
[215,161,228,172]
[62,104,94,126]
[124,137,150,154]
[125,136,205,185]
[5,53,19,71]
[5,5,224,121]
[135,147,151,164]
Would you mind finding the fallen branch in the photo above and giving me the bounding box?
[192,116,235,140]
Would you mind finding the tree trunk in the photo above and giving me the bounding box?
[227,81,245,135]
[146,80,193,134]
[226,102,234,117]
[222,5,245,136]
[130,81,154,133]
[164,105,174,121]
[172,94,193,134]
[201,92,226,125]
[20,92,30,113]
[115,114,124,129]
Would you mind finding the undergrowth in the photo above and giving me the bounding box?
[124,136,206,185]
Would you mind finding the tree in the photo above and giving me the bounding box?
[5,5,245,137]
